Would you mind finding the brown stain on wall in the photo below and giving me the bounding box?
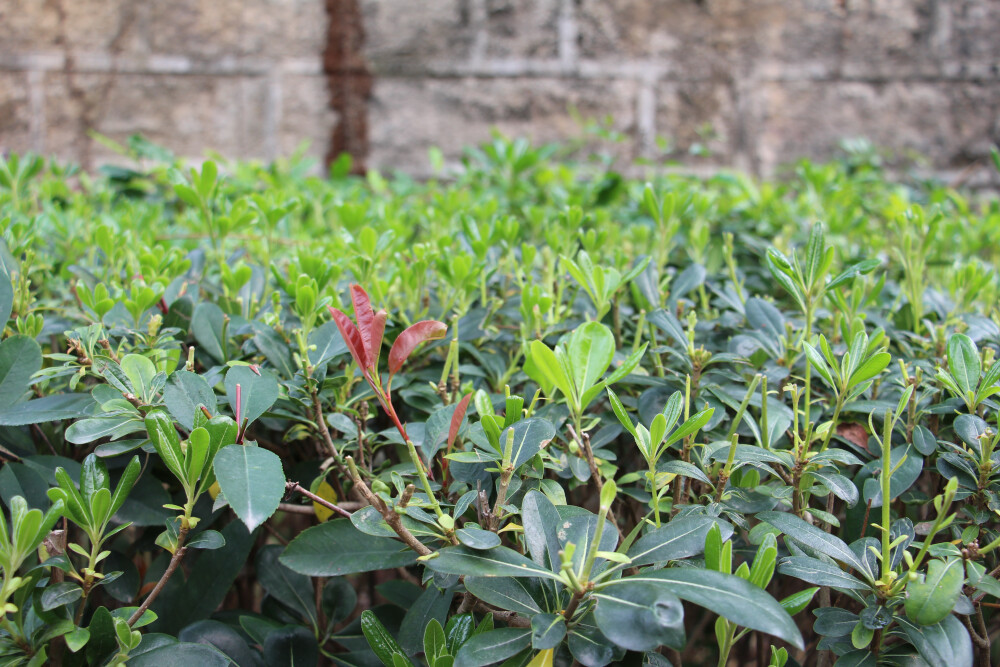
[324,0,372,173]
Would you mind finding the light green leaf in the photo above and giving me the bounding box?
[905,558,964,626]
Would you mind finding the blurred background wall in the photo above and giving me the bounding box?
[1,0,998,182]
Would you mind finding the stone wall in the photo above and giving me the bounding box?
[363,0,1000,182]
[0,0,333,168]
[1,0,999,182]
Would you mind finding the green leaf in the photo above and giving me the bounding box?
[426,546,562,581]
[185,530,225,550]
[454,628,531,667]
[779,587,818,615]
[606,388,637,438]
[619,568,804,649]
[757,511,867,575]
[175,619,260,666]
[191,302,228,364]
[280,518,418,576]
[530,613,567,650]
[40,582,83,611]
[399,584,455,655]
[0,255,12,326]
[947,334,980,397]
[663,408,714,449]
[594,579,685,651]
[568,322,615,406]
[129,642,232,666]
[213,445,285,532]
[362,610,410,667]
[424,619,448,663]
[626,517,732,567]
[803,343,836,390]
[905,558,964,625]
[144,411,187,484]
[501,418,556,469]
[0,335,42,405]
[225,365,279,426]
[897,615,973,667]
[464,576,545,615]
[848,352,890,388]
[0,393,94,426]
[120,354,157,401]
[777,557,869,590]
[256,545,318,626]
[456,527,502,550]
[163,371,216,431]
[526,340,572,401]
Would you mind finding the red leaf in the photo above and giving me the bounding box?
[328,306,367,370]
[350,285,376,367]
[389,320,448,377]
[371,309,387,369]
[448,392,473,450]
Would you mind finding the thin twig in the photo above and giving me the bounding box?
[571,425,624,541]
[346,457,432,557]
[128,525,189,626]
[472,602,530,628]
[285,481,353,519]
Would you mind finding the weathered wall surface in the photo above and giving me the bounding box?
[1,0,999,181]
[0,0,333,168]
[363,0,1000,181]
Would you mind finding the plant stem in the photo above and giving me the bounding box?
[284,481,353,518]
[880,412,892,581]
[346,457,432,556]
[128,523,189,626]
[715,434,739,504]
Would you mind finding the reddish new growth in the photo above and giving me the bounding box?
[327,284,447,449]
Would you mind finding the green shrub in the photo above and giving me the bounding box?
[0,138,999,666]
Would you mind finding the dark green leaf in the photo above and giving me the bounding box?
[163,371,216,431]
[594,579,685,651]
[454,628,531,667]
[257,545,317,626]
[0,335,42,405]
[626,516,732,566]
[426,546,561,580]
[214,444,285,532]
[619,569,803,649]
[225,365,279,426]
[263,625,321,667]
[531,613,566,650]
[280,519,418,576]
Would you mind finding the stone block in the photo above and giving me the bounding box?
[655,81,739,164]
[950,0,1000,63]
[0,0,64,53]
[147,0,324,63]
[279,74,336,161]
[43,72,273,164]
[361,0,475,73]
[483,0,560,59]
[576,0,787,79]
[0,72,34,155]
[368,76,640,174]
[751,80,1000,174]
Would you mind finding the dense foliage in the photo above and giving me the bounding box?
[1,136,1000,666]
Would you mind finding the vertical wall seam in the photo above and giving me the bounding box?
[324,0,372,173]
